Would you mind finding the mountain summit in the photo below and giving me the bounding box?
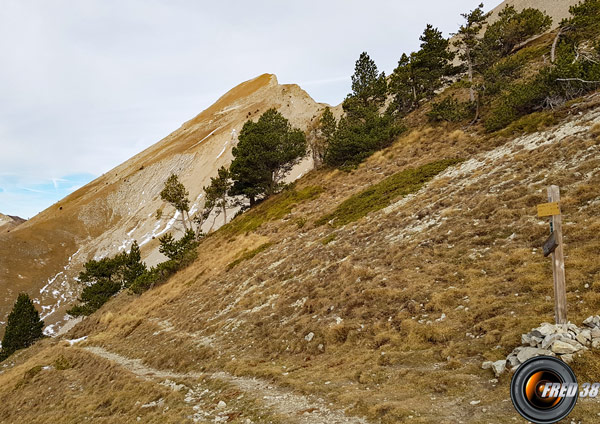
[0,73,325,334]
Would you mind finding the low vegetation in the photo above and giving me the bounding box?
[316,158,462,227]
[226,242,274,271]
[220,185,323,236]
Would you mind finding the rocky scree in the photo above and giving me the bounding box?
[483,316,600,377]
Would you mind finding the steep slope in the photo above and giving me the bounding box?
[1,92,598,423]
[0,74,325,334]
[489,0,580,27]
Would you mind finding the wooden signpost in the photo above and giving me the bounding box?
[537,186,567,324]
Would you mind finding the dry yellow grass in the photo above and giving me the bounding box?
[1,91,600,423]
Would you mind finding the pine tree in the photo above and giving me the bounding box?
[453,3,490,102]
[160,174,191,231]
[158,230,198,261]
[482,6,552,61]
[1,293,44,360]
[389,25,456,116]
[204,166,232,226]
[122,241,147,288]
[563,0,600,41]
[320,107,337,142]
[229,109,307,204]
[325,52,402,168]
[546,0,600,100]
[310,107,337,167]
[413,25,456,98]
[343,52,387,118]
[388,53,417,115]
[67,255,125,316]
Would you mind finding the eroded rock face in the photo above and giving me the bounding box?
[484,316,600,376]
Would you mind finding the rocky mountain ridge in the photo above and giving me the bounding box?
[0,74,325,334]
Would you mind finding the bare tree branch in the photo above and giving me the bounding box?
[556,78,600,84]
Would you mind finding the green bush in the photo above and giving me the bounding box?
[67,280,122,317]
[324,113,403,169]
[316,158,462,227]
[484,76,549,132]
[158,229,198,261]
[221,185,323,236]
[129,270,160,295]
[427,97,474,123]
[497,111,556,136]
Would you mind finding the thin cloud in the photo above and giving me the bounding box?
[0,0,486,217]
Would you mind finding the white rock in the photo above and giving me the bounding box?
[576,330,592,345]
[541,334,561,350]
[492,360,506,377]
[583,316,595,327]
[305,332,314,342]
[507,353,520,367]
[552,340,579,355]
[482,361,493,370]
[538,323,558,336]
[217,400,227,409]
[517,347,550,363]
[561,354,574,364]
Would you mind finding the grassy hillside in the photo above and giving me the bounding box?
[1,90,599,423]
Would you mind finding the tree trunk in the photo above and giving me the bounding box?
[468,92,481,128]
[269,171,277,195]
[466,47,475,102]
[249,195,256,207]
[208,213,218,233]
[221,196,227,226]
[180,209,188,231]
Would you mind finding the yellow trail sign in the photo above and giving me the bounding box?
[537,202,560,217]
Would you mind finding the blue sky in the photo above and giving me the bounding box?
[0,173,95,218]
[0,0,490,219]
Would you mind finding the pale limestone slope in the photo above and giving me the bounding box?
[0,74,325,334]
[489,0,580,28]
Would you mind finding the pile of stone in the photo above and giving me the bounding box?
[483,316,600,377]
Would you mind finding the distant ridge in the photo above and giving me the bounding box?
[0,213,25,231]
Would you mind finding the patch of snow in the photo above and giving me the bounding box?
[66,336,88,346]
[43,324,57,336]
[189,127,220,149]
[40,272,63,294]
[216,141,228,159]
[140,210,181,246]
